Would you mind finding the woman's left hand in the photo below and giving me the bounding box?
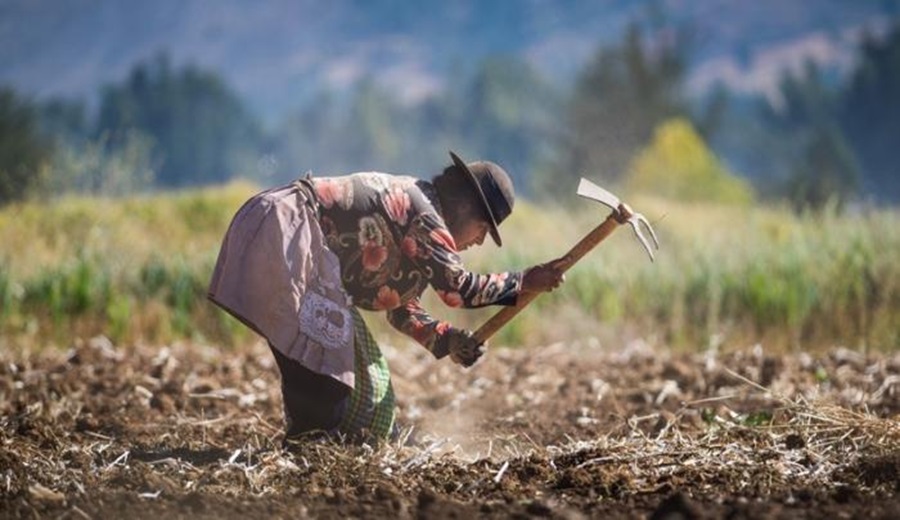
[445,328,486,368]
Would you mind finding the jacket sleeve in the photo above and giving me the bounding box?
[404,211,524,309]
[386,298,455,358]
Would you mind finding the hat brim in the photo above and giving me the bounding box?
[449,151,502,247]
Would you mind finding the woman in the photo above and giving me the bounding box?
[208,151,565,442]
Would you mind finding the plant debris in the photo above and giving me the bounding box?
[1,337,898,518]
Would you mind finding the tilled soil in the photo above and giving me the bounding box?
[1,337,898,519]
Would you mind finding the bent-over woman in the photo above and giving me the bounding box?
[208,151,565,442]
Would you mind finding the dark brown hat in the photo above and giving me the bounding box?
[449,151,515,247]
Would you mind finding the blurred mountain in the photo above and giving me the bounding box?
[0,0,895,123]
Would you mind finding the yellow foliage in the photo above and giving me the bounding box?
[626,118,754,205]
[0,181,257,279]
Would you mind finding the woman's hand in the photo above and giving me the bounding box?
[445,328,486,368]
[522,258,567,293]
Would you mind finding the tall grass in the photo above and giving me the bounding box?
[0,184,897,352]
[451,196,899,352]
[0,183,255,347]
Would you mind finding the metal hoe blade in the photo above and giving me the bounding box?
[577,178,620,210]
[577,177,660,262]
[628,213,660,262]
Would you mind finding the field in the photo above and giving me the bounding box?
[2,339,898,518]
[1,185,899,518]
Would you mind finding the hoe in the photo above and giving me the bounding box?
[474,178,659,344]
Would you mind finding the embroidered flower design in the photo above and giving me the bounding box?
[384,187,410,226]
[358,216,388,271]
[406,316,449,345]
[430,227,457,251]
[407,319,430,344]
[315,178,353,209]
[489,272,510,286]
[358,216,383,244]
[437,290,463,308]
[315,179,343,208]
[373,286,400,310]
[401,236,418,258]
[362,242,388,271]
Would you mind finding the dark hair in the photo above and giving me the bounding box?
[433,166,485,229]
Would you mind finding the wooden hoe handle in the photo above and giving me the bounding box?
[473,211,624,344]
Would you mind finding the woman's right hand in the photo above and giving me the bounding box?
[522,258,567,293]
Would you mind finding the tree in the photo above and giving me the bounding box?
[0,88,52,206]
[787,123,860,212]
[48,131,157,196]
[839,21,900,203]
[459,57,560,194]
[625,118,754,204]
[271,81,409,178]
[343,78,404,171]
[541,21,690,200]
[385,55,559,190]
[270,91,342,178]
[760,60,860,211]
[95,53,263,188]
[271,55,560,189]
[38,98,90,146]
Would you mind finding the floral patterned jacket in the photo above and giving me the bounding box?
[311,172,523,357]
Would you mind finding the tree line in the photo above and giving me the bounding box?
[2,18,899,209]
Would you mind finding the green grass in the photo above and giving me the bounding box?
[1,184,897,352]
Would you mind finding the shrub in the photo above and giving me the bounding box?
[626,118,754,204]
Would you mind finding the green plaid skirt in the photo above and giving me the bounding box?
[337,308,396,440]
